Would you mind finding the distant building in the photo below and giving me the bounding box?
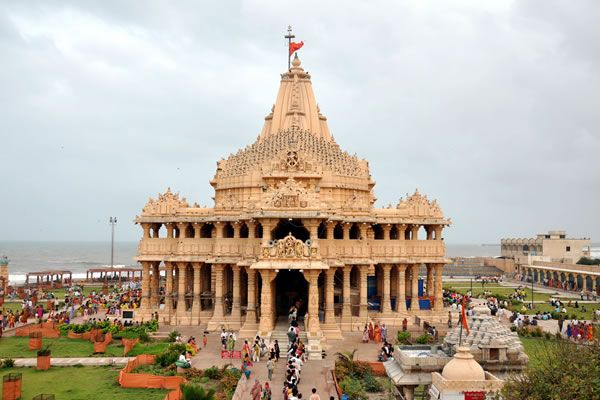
[501,230,590,264]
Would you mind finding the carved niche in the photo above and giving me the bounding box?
[261,233,317,259]
[217,189,241,210]
[142,188,188,215]
[264,177,318,209]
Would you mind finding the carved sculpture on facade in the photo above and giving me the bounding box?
[261,233,316,259]
[264,177,318,209]
[142,188,188,215]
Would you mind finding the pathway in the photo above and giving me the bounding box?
[9,357,133,367]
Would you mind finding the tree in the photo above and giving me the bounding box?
[498,334,600,400]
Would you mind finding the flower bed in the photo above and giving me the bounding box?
[118,355,185,400]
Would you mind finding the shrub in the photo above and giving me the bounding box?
[37,345,51,357]
[2,358,15,368]
[138,331,150,343]
[168,330,181,343]
[510,326,517,332]
[397,331,411,345]
[415,334,432,344]
[155,350,179,367]
[544,332,553,340]
[180,383,215,400]
[339,376,368,400]
[363,373,383,392]
[204,366,222,380]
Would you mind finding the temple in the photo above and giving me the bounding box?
[134,55,451,349]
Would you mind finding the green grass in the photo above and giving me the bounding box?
[0,337,170,358]
[0,366,167,399]
[520,337,559,369]
[509,302,600,321]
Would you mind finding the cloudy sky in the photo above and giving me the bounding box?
[0,0,598,244]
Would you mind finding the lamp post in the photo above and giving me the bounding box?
[531,276,534,310]
[109,217,117,268]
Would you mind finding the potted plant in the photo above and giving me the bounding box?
[29,331,43,350]
[36,345,51,370]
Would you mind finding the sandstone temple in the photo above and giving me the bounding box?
[135,55,451,346]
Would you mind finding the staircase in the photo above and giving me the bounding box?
[269,317,307,345]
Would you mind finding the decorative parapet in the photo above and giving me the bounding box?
[395,189,444,218]
[261,233,318,259]
[142,188,188,216]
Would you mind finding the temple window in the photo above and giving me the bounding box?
[333,223,344,240]
[223,222,235,238]
[255,223,263,239]
[373,224,384,240]
[239,223,249,238]
[349,223,361,240]
[317,221,327,239]
[200,223,214,238]
[185,224,194,238]
[389,225,399,240]
[174,226,180,238]
[272,219,309,241]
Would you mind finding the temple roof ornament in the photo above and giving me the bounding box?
[142,188,188,215]
[395,189,445,218]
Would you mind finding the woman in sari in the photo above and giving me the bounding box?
[374,323,382,343]
[368,321,374,340]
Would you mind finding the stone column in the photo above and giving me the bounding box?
[341,265,352,321]
[216,222,223,239]
[325,267,336,324]
[381,264,392,313]
[434,264,444,311]
[165,262,173,314]
[152,263,160,307]
[177,222,187,238]
[258,269,273,333]
[213,264,224,318]
[359,266,368,318]
[307,270,321,334]
[231,265,241,321]
[398,224,407,241]
[382,224,391,240]
[247,221,256,239]
[411,225,419,240]
[193,223,201,239]
[176,263,187,314]
[140,261,151,311]
[426,264,434,296]
[192,263,202,322]
[410,264,420,311]
[166,223,174,239]
[141,223,151,238]
[245,269,257,323]
[396,264,407,312]
[434,225,443,240]
[326,221,335,239]
[342,223,350,240]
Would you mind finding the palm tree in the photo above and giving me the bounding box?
[335,349,358,366]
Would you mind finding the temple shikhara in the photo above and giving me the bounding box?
[135,52,451,354]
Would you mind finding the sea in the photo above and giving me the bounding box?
[0,241,598,285]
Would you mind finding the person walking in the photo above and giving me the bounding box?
[309,388,320,400]
[558,315,564,334]
[251,379,262,400]
[287,326,297,346]
[266,356,274,381]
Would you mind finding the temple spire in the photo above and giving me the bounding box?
[258,54,333,142]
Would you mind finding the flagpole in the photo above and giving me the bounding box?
[285,25,295,70]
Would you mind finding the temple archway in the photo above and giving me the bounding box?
[274,269,308,316]
[272,219,310,241]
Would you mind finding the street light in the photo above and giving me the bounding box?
[531,277,534,310]
[109,217,117,268]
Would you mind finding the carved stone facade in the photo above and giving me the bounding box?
[135,55,451,346]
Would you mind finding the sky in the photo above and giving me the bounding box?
[0,0,598,244]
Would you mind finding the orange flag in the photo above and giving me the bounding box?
[289,41,304,56]
[461,296,470,335]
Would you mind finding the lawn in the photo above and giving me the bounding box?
[0,337,170,358]
[0,366,167,399]
[443,284,554,301]
[509,302,600,321]
[520,337,559,369]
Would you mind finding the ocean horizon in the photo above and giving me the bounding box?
[1,240,598,284]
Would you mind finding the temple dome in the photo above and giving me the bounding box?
[441,346,485,381]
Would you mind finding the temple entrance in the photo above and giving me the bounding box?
[275,269,308,316]
[272,219,310,241]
